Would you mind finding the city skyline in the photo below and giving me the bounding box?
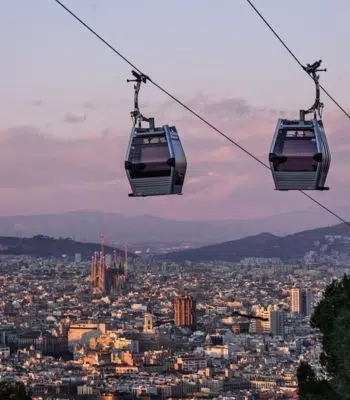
[2,0,350,223]
[0,250,343,398]
[2,2,350,396]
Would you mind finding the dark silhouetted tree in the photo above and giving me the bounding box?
[0,381,31,399]
[297,360,340,399]
[297,274,350,399]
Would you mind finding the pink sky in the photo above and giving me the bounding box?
[3,0,350,222]
[1,94,350,221]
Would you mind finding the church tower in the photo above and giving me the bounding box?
[143,312,155,333]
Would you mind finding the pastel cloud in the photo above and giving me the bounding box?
[0,95,349,220]
[63,113,87,124]
[30,100,43,107]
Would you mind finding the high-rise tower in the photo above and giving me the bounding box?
[291,286,312,316]
[291,287,300,313]
[174,294,196,329]
[270,310,285,336]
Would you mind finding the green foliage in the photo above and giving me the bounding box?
[296,361,340,399]
[0,381,31,400]
[297,275,350,399]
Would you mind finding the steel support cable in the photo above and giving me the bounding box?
[52,0,349,226]
[244,0,350,120]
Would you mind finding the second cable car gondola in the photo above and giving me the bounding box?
[124,71,187,197]
[269,60,331,191]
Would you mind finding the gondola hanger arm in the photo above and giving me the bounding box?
[300,60,327,120]
[127,70,154,129]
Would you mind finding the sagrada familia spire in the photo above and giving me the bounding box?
[90,233,128,294]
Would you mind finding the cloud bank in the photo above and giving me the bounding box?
[0,94,349,221]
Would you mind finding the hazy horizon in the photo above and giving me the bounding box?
[0,207,345,225]
[2,0,350,225]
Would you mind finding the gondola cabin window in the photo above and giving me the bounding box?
[274,129,318,172]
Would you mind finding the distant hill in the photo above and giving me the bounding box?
[0,209,347,247]
[163,222,350,262]
[0,235,132,259]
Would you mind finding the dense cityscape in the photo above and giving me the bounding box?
[0,231,348,400]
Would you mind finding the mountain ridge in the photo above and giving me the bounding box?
[0,208,347,247]
[163,222,350,262]
[0,234,131,259]
[0,221,348,261]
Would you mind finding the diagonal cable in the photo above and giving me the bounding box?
[244,0,350,120]
[52,0,350,226]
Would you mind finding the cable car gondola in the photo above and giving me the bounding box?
[124,70,187,197]
[269,60,331,191]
